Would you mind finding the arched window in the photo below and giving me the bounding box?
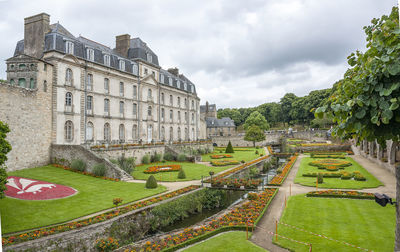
[161,93,164,104]
[132,125,138,140]
[119,82,124,96]
[104,99,110,114]
[178,127,181,140]
[191,113,194,124]
[161,126,165,140]
[185,128,189,141]
[177,97,181,107]
[178,111,181,122]
[104,123,111,142]
[148,89,152,98]
[170,110,173,122]
[10,79,15,85]
[184,98,187,108]
[87,74,93,90]
[133,85,137,98]
[119,101,125,115]
[104,78,109,94]
[148,106,152,116]
[119,124,125,141]
[133,103,137,117]
[161,108,165,121]
[191,128,195,140]
[65,92,73,106]
[18,78,26,88]
[64,121,74,141]
[28,78,34,89]
[43,80,47,92]
[185,112,187,123]
[86,122,94,141]
[170,95,173,105]
[66,68,73,85]
[169,127,173,141]
[191,100,194,110]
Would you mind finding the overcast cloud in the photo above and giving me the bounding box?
[0,0,396,108]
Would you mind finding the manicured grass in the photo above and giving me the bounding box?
[202,147,265,163]
[275,194,395,252]
[1,165,166,234]
[184,231,267,252]
[133,161,232,181]
[294,157,383,189]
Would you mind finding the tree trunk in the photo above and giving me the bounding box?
[396,164,400,251]
[253,141,255,147]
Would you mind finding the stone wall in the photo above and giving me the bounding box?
[5,188,202,252]
[0,79,52,171]
[51,144,132,180]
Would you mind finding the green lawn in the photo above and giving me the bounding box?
[294,157,383,189]
[201,147,265,163]
[1,165,166,234]
[276,194,395,252]
[184,231,267,252]
[133,161,232,181]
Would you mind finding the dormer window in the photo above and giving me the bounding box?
[177,80,180,88]
[168,77,172,85]
[119,60,125,71]
[184,82,187,90]
[132,64,138,75]
[147,53,153,63]
[160,74,164,83]
[104,54,110,66]
[191,85,194,93]
[66,41,74,54]
[86,48,94,61]
[144,68,148,75]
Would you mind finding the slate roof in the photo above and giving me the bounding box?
[200,104,216,113]
[205,117,235,127]
[12,21,196,94]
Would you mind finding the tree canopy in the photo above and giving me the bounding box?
[244,125,265,147]
[0,121,12,199]
[243,111,270,130]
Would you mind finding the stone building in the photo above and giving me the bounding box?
[200,102,217,119]
[0,13,202,171]
[200,102,235,138]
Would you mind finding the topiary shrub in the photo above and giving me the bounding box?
[225,141,234,153]
[142,154,150,164]
[146,175,158,189]
[178,168,186,179]
[151,152,162,162]
[177,154,187,162]
[255,150,259,155]
[93,163,106,177]
[71,159,86,172]
[163,152,175,161]
[317,173,323,184]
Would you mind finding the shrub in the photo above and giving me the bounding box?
[163,152,175,161]
[178,168,186,179]
[71,159,86,172]
[225,141,234,153]
[177,154,187,162]
[117,154,135,174]
[142,154,150,164]
[241,160,245,163]
[317,173,323,184]
[93,163,106,177]
[198,148,206,155]
[151,152,163,162]
[255,150,259,155]
[146,175,158,189]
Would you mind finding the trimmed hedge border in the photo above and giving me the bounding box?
[306,190,374,200]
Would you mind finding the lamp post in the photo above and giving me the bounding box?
[209,171,214,187]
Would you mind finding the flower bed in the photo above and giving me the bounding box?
[210,160,240,166]
[310,153,346,159]
[309,159,351,170]
[306,190,374,199]
[2,185,200,247]
[268,154,298,186]
[210,154,233,159]
[129,188,278,252]
[302,171,366,181]
[143,165,181,174]
[52,164,120,182]
[210,178,262,189]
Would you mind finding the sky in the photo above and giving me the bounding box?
[0,0,396,108]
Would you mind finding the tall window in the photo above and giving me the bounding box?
[148,89,152,98]
[147,53,153,63]
[170,126,173,141]
[161,108,165,122]
[86,48,94,61]
[119,101,124,115]
[170,110,173,122]
[65,121,73,141]
[66,68,73,85]
[119,82,124,96]
[66,41,74,54]
[191,100,194,110]
[133,103,137,116]
[168,77,172,85]
[184,82,187,90]
[191,113,194,124]
[177,97,181,107]
[87,74,93,90]
[185,112,188,123]
[104,54,110,66]
[132,64,138,75]
[65,92,73,106]
[104,99,110,114]
[119,124,125,141]
[119,60,125,71]
[104,78,109,94]
[178,111,181,122]
[29,78,35,89]
[86,96,93,111]
[133,85,137,98]
[184,98,187,108]
[178,127,181,140]
[104,123,111,141]
[177,80,180,89]
[132,125,138,139]
[161,126,165,140]
[161,93,164,104]
[160,74,164,83]
[144,68,148,75]
[43,80,47,92]
[170,95,173,105]
[18,78,26,87]
[148,106,152,116]
[86,122,94,141]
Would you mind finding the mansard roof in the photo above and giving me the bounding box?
[205,117,235,127]
[200,103,216,113]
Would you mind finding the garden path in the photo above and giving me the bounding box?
[250,152,396,252]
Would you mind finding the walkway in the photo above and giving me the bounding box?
[250,153,396,252]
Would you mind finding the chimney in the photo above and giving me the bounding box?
[115,34,131,57]
[24,13,50,58]
[167,67,179,76]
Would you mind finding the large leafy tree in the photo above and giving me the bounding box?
[243,111,270,130]
[280,93,298,125]
[0,121,12,199]
[244,125,265,147]
[315,7,400,249]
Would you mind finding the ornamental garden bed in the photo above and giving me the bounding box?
[210,178,262,189]
[308,159,352,171]
[201,147,265,164]
[143,164,181,174]
[268,154,298,186]
[0,165,167,235]
[294,157,382,189]
[306,190,374,199]
[275,194,395,252]
[2,185,199,247]
[210,160,240,166]
[210,154,233,159]
[122,188,278,252]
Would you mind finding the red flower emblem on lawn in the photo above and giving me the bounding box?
[5,176,77,200]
